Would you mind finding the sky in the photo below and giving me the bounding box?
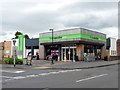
[0,0,119,42]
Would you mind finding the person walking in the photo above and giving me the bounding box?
[51,54,54,64]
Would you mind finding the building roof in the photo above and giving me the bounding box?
[39,27,106,36]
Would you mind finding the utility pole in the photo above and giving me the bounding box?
[49,29,53,53]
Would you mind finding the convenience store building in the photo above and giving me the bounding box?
[39,28,106,61]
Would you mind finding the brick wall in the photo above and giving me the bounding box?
[3,41,12,58]
[76,44,84,60]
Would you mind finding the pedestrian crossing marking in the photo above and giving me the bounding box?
[2,69,82,82]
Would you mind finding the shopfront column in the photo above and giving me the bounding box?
[58,45,61,61]
[39,45,45,60]
[31,46,34,56]
[106,49,110,61]
[94,46,97,59]
[101,45,106,60]
[76,44,84,61]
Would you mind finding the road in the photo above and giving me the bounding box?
[1,65,118,88]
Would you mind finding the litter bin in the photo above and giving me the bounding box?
[104,56,108,61]
[75,56,78,61]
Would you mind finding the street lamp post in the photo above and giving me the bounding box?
[49,29,53,53]
[12,38,16,67]
[49,29,54,64]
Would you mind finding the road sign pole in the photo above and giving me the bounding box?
[14,56,15,67]
[12,38,16,67]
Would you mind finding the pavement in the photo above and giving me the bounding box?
[1,59,120,70]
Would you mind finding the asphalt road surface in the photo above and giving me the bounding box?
[1,65,118,88]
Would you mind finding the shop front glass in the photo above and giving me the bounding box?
[61,46,76,61]
[84,45,102,60]
[45,45,60,60]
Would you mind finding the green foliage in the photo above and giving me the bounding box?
[16,58,23,64]
[14,31,30,39]
[4,58,13,64]
[4,58,23,65]
[24,34,30,39]
[15,31,22,39]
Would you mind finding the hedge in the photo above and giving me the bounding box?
[4,58,23,65]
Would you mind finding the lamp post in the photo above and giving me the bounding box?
[49,29,54,64]
[12,38,16,67]
[49,29,53,54]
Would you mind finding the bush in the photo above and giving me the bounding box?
[16,58,23,64]
[4,58,23,65]
[4,58,13,64]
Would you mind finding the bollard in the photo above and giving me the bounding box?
[64,56,67,62]
[73,60,75,62]
[58,56,60,62]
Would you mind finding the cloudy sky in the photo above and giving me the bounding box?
[0,0,119,42]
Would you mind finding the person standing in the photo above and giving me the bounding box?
[36,52,39,60]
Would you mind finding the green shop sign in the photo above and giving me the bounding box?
[50,36,62,39]
[39,33,106,42]
[18,34,24,60]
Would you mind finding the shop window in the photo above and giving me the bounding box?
[111,50,116,55]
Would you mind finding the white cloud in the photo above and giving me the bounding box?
[0,31,15,42]
[21,0,83,14]
[22,4,60,14]
[100,27,118,39]
[59,9,117,29]
[0,1,118,42]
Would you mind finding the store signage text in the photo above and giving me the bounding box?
[50,36,62,40]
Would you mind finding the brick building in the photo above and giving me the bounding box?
[0,41,13,58]
[0,42,4,60]
[3,41,12,58]
[117,39,120,56]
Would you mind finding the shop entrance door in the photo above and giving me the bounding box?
[62,47,76,61]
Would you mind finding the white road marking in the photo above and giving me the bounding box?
[4,76,26,82]
[39,73,50,76]
[26,75,39,78]
[49,71,60,74]
[14,71,25,73]
[4,69,82,82]
[76,74,108,83]
[13,76,26,79]
[0,76,14,79]
[4,79,14,82]
[0,70,25,73]
[58,69,82,73]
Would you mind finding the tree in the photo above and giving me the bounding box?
[15,31,22,39]
[24,34,30,39]
[14,31,30,39]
